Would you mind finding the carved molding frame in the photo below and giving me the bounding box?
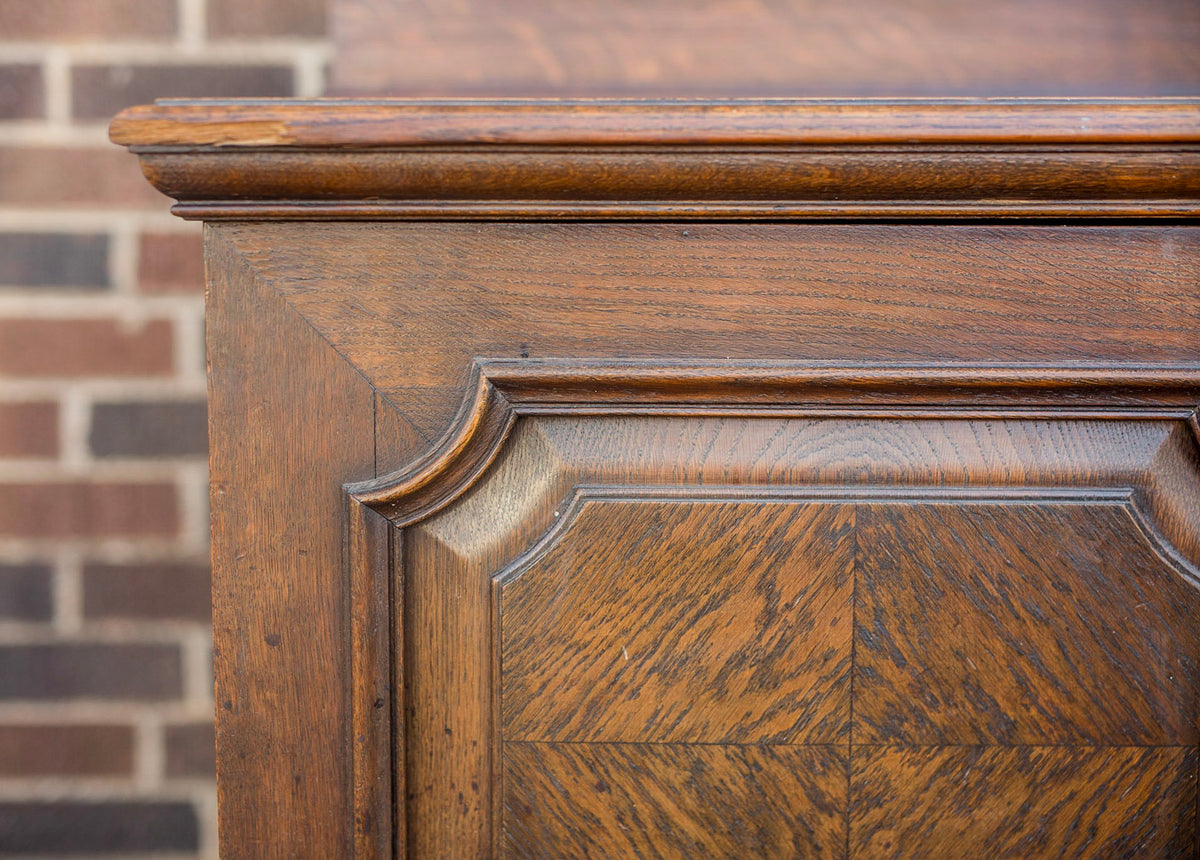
[343,359,1200,859]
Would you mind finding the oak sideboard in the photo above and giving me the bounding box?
[113,99,1200,858]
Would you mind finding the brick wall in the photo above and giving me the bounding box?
[0,1,330,856]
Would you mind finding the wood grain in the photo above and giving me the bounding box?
[850,746,1197,858]
[402,525,494,858]
[331,0,1200,98]
[224,223,1200,406]
[854,503,1200,746]
[503,742,848,859]
[206,227,376,857]
[500,500,854,744]
[111,100,1200,148]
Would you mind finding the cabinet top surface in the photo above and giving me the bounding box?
[109,98,1200,220]
[112,98,1200,148]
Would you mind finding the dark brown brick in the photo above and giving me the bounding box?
[0,146,168,207]
[0,402,57,457]
[0,233,108,289]
[165,722,215,778]
[0,643,181,700]
[0,482,178,538]
[0,0,176,39]
[0,65,43,120]
[209,0,326,37]
[90,400,207,458]
[0,318,173,377]
[0,724,134,776]
[72,64,293,121]
[0,801,197,853]
[84,561,211,622]
[137,231,204,293]
[0,563,52,621]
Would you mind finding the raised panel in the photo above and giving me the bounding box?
[380,404,1200,857]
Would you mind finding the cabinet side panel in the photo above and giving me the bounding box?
[207,226,376,857]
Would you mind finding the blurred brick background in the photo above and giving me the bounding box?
[0,1,329,856]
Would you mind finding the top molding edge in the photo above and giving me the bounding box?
[111,98,1200,148]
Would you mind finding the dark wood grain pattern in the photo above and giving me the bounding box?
[854,503,1200,746]
[503,743,848,859]
[501,500,853,744]
[331,0,1200,98]
[109,100,1200,219]
[850,746,1197,858]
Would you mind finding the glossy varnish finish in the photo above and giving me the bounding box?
[108,101,1200,857]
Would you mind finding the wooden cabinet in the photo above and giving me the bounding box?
[113,100,1200,858]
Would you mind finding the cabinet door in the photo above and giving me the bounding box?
[207,222,1200,858]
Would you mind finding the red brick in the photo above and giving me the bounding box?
[84,561,211,621]
[165,722,214,778]
[0,0,176,40]
[0,318,172,377]
[0,482,178,538]
[72,64,293,121]
[0,65,44,120]
[0,724,134,776]
[209,0,326,37]
[138,232,204,294]
[0,402,57,457]
[0,147,168,208]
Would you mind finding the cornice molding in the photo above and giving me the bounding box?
[111,99,1200,220]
